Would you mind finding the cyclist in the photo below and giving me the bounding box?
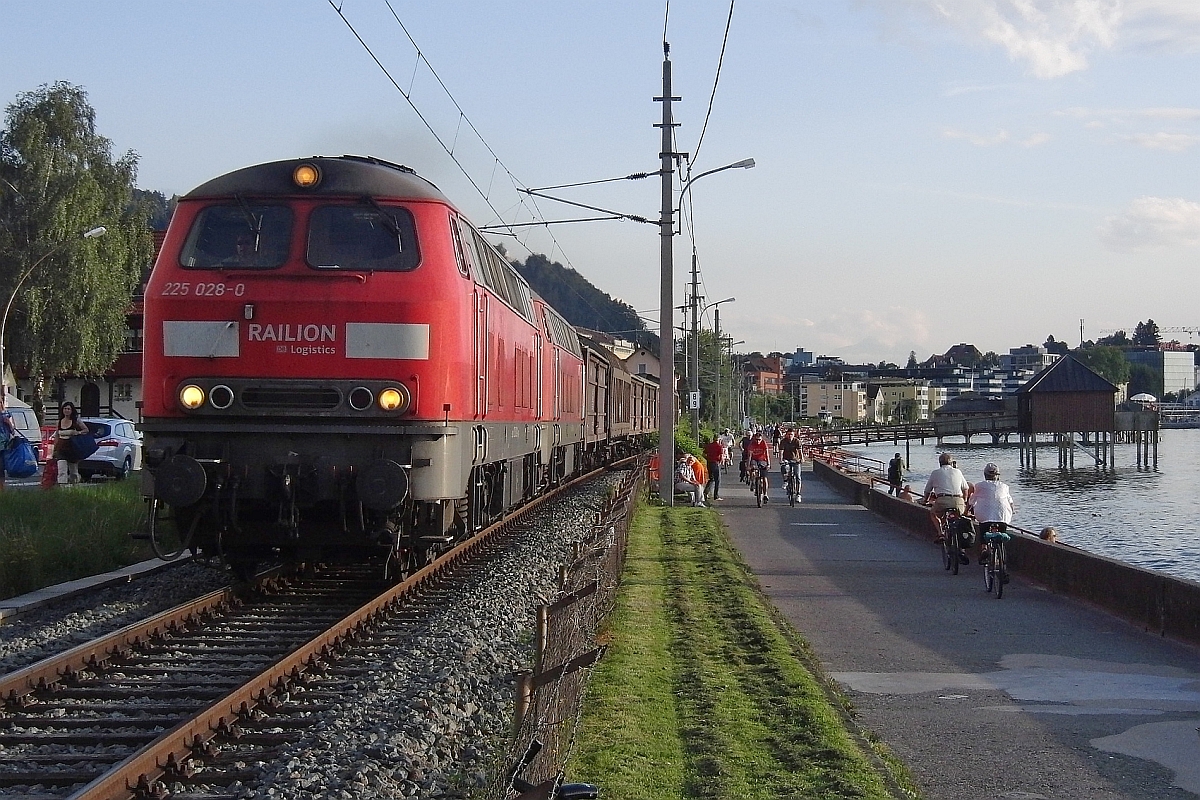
[968,462,1014,565]
[922,453,970,558]
[717,428,735,470]
[745,431,772,503]
[778,429,803,500]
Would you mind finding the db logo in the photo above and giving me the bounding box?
[276,345,288,353]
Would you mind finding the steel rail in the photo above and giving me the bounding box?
[64,459,635,800]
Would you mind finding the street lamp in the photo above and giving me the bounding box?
[692,296,734,443]
[0,226,106,402]
[658,154,754,505]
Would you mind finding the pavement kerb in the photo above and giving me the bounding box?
[0,555,190,623]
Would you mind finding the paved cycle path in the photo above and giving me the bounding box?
[717,466,1200,800]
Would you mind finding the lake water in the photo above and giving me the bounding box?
[843,428,1200,586]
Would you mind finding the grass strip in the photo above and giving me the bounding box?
[0,481,150,600]
[570,502,904,799]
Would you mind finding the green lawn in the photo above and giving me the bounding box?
[568,502,919,800]
[0,480,151,600]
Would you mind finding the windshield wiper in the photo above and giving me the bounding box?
[360,196,404,248]
[234,193,262,252]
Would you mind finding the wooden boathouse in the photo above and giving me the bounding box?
[1016,356,1118,469]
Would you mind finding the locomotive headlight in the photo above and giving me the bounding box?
[293,163,321,188]
[179,384,206,410]
[378,386,408,412]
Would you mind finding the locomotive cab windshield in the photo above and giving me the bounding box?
[308,203,419,272]
[180,204,293,269]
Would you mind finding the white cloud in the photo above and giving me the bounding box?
[943,127,1011,146]
[1099,196,1200,250]
[1021,132,1052,146]
[902,1,1200,77]
[1121,132,1200,151]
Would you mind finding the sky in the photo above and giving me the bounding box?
[4,0,1200,364]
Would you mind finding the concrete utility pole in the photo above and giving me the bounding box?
[689,248,702,445]
[656,42,679,504]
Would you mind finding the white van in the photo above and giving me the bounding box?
[4,396,42,454]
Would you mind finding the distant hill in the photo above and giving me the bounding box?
[512,253,654,348]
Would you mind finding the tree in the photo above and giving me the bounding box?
[0,82,152,411]
[1133,319,1162,347]
[1096,330,1130,347]
[1072,346,1130,386]
[906,351,918,369]
[1128,363,1163,398]
[980,351,1000,368]
[1043,335,1070,356]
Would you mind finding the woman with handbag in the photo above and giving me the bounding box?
[53,401,89,485]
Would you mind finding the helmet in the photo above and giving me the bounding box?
[984,463,1000,478]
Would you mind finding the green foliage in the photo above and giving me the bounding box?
[130,188,174,231]
[905,351,918,369]
[511,252,651,347]
[0,481,150,600]
[1072,346,1130,386]
[1096,330,1130,347]
[1133,318,1162,347]
[1128,363,1163,398]
[1043,335,1070,355]
[0,82,153,389]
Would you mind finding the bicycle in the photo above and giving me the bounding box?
[750,462,768,507]
[782,460,801,506]
[508,738,598,799]
[979,521,1012,598]
[934,507,967,575]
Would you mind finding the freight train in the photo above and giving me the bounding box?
[141,156,656,578]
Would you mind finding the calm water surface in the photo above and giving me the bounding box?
[844,428,1200,585]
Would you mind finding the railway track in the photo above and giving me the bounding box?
[0,464,632,799]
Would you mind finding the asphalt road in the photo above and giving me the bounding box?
[718,465,1200,800]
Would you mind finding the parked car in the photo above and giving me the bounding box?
[3,396,42,456]
[78,418,142,480]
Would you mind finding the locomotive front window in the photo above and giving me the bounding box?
[307,204,420,272]
[179,204,293,269]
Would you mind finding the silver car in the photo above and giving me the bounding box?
[79,418,142,481]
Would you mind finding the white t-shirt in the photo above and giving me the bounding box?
[969,479,1014,523]
[923,465,969,498]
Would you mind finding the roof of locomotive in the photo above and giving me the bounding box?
[183,156,451,203]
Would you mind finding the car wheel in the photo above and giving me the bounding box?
[79,471,94,483]
[117,456,132,480]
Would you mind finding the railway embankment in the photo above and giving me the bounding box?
[814,459,1200,648]
[568,499,916,799]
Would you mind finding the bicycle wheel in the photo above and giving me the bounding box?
[996,544,1007,599]
[754,475,763,507]
[983,546,995,593]
[950,531,961,575]
[788,474,797,506]
[940,522,952,571]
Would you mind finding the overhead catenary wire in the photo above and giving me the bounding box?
[329,1,637,336]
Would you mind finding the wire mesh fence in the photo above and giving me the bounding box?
[489,462,644,799]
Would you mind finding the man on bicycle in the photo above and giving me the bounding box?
[745,431,772,503]
[968,462,1014,565]
[778,429,803,500]
[922,453,969,542]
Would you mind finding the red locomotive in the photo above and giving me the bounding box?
[141,156,656,577]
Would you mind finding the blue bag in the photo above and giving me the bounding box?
[4,436,39,479]
[70,433,99,461]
